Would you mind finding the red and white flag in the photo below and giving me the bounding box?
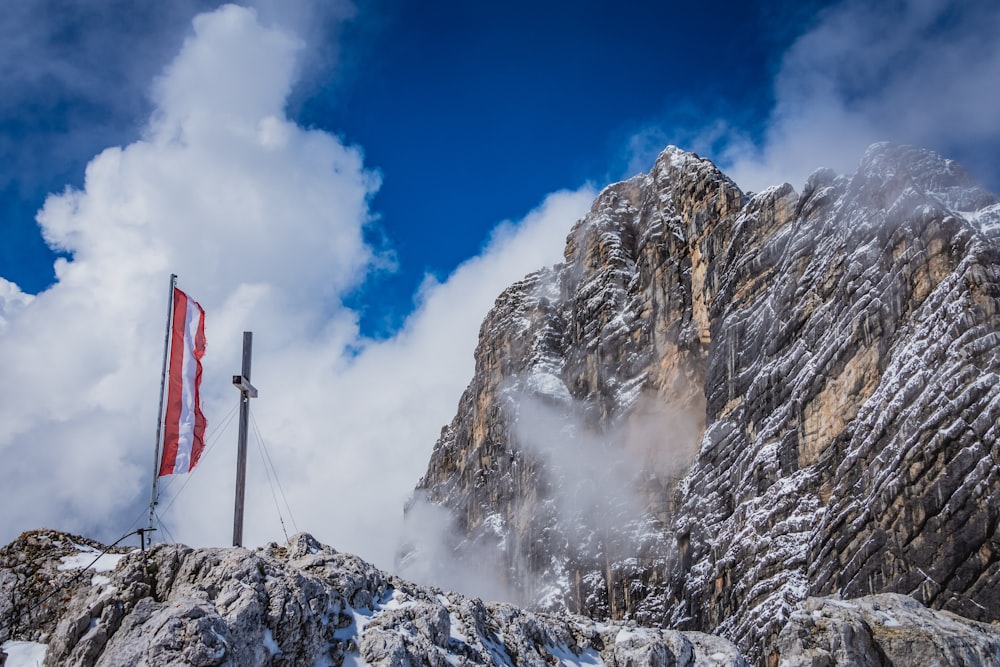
[159,287,207,476]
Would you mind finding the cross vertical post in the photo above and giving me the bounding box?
[232,331,257,547]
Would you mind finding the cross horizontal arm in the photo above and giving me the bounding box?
[232,375,258,398]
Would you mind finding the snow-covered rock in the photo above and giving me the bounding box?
[776,593,1000,666]
[410,143,1000,664]
[0,529,133,651]
[0,530,750,666]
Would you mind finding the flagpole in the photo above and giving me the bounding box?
[147,273,177,544]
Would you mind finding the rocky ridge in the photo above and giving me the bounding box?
[1,529,752,667]
[410,144,1000,664]
[776,593,1000,666]
[3,530,999,666]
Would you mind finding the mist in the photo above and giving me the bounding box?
[512,389,702,541]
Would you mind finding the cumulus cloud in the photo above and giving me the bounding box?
[630,0,1000,194]
[0,3,594,570]
[168,183,593,567]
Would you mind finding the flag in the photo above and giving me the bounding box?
[159,287,207,476]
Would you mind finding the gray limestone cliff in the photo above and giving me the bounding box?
[409,144,1000,665]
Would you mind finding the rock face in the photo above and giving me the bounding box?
[3,531,999,666]
[777,594,1000,666]
[410,144,1000,664]
[0,530,132,648]
[0,530,751,667]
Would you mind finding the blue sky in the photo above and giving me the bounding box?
[2,0,827,335]
[1,0,999,567]
[322,0,810,333]
[5,0,1000,335]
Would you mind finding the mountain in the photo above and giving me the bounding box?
[407,143,1000,664]
[3,143,1000,667]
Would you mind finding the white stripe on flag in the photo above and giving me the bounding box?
[159,286,207,477]
[173,299,203,474]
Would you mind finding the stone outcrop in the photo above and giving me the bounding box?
[410,144,1000,664]
[0,529,132,647]
[0,530,751,667]
[4,530,999,666]
[776,594,1000,666]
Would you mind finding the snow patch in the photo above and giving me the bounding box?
[58,549,125,573]
[338,655,366,667]
[614,627,650,644]
[545,643,603,666]
[380,588,416,611]
[262,628,281,655]
[958,203,1000,233]
[527,368,571,401]
[2,641,48,667]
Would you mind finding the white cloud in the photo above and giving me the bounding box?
[0,4,594,570]
[164,183,593,567]
[629,0,1000,194]
[0,278,33,334]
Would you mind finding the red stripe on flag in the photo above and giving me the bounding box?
[159,287,208,476]
[159,289,187,475]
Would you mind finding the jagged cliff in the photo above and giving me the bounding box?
[411,143,1000,664]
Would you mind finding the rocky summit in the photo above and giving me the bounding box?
[2,529,754,666]
[409,143,1000,665]
[1,529,997,666]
